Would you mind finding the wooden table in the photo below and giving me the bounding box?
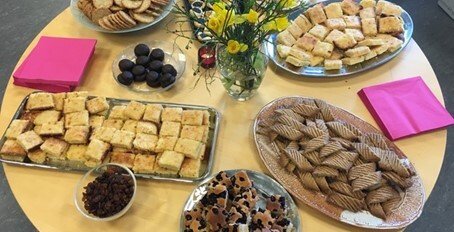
[0,6,448,232]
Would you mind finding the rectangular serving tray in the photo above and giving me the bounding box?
[0,93,221,183]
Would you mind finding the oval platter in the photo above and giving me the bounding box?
[252,96,425,230]
[181,169,302,231]
[265,0,414,77]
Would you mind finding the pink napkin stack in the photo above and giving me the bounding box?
[358,76,454,140]
[13,36,97,92]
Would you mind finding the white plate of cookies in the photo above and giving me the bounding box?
[70,0,175,33]
[266,0,413,77]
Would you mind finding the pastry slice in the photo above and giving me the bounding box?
[382,171,412,189]
[324,59,342,70]
[295,33,319,52]
[287,23,304,39]
[302,151,321,165]
[28,149,47,164]
[334,34,357,50]
[174,138,204,159]
[271,123,303,140]
[277,30,297,47]
[320,141,344,157]
[39,121,65,136]
[63,96,86,114]
[324,2,343,19]
[302,136,329,152]
[143,104,163,123]
[348,162,377,181]
[86,97,109,114]
[343,15,361,29]
[284,149,314,172]
[308,25,330,40]
[133,154,156,174]
[179,158,202,178]
[110,130,135,149]
[160,121,181,137]
[345,46,371,58]
[161,107,183,122]
[381,197,401,215]
[182,110,204,126]
[313,165,339,178]
[124,101,146,120]
[344,28,365,42]
[298,171,320,191]
[66,145,88,168]
[324,29,345,44]
[360,7,376,19]
[325,18,346,31]
[40,138,69,161]
[315,176,332,194]
[327,192,365,212]
[136,121,158,135]
[292,103,320,117]
[277,115,305,131]
[342,56,365,65]
[276,45,292,58]
[368,203,386,219]
[132,133,158,151]
[352,171,382,191]
[0,140,27,162]
[312,41,334,58]
[366,185,400,204]
[361,18,378,36]
[52,92,66,111]
[341,0,360,15]
[306,4,327,24]
[110,152,136,169]
[293,15,313,33]
[289,47,312,61]
[322,151,358,171]
[5,120,31,139]
[33,110,61,125]
[16,131,43,151]
[26,92,55,110]
[109,105,127,119]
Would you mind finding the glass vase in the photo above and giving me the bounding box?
[216,45,269,101]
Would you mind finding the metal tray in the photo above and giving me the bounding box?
[0,93,221,183]
[265,0,414,77]
[180,169,302,231]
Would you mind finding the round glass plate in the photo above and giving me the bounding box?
[180,169,302,231]
[112,41,186,93]
[265,0,414,77]
[69,0,175,33]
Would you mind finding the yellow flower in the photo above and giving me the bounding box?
[245,9,259,24]
[212,2,226,15]
[207,17,221,34]
[275,17,290,31]
[240,43,249,52]
[227,40,241,54]
[262,21,277,31]
[279,0,298,8]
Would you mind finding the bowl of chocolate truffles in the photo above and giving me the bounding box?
[112,41,186,93]
[74,163,137,221]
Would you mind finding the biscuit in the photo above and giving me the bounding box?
[287,23,304,39]
[133,154,156,174]
[179,158,202,178]
[102,119,124,129]
[180,125,206,142]
[122,0,142,9]
[174,138,204,159]
[293,15,313,33]
[86,97,109,114]
[65,111,89,128]
[157,150,185,171]
[324,3,343,19]
[133,133,158,151]
[63,97,87,114]
[91,7,113,25]
[360,7,375,19]
[155,136,178,152]
[26,92,55,110]
[93,0,114,9]
[33,110,61,125]
[312,41,334,58]
[110,130,135,149]
[276,30,296,47]
[64,126,90,144]
[39,121,65,136]
[85,139,110,161]
[109,105,127,119]
[324,59,343,70]
[40,138,69,159]
[136,121,158,135]
[310,56,325,66]
[143,104,163,123]
[378,17,403,34]
[324,29,345,44]
[66,91,89,99]
[89,115,105,128]
[124,101,146,120]
[295,33,320,51]
[306,4,327,24]
[343,15,361,29]
[0,140,27,162]
[91,127,117,142]
[277,45,292,58]
[285,56,310,67]
[110,152,136,168]
[345,46,371,57]
[342,56,365,65]
[160,121,181,137]
[161,107,183,122]
[16,131,43,151]
[341,0,360,15]
[308,25,330,40]
[5,120,31,139]
[325,18,346,31]
[334,34,357,49]
[52,93,66,111]
[344,28,365,42]
[362,18,378,36]
[28,149,47,164]
[121,119,138,133]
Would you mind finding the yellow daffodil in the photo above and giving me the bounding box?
[240,43,249,52]
[207,17,221,35]
[227,40,241,54]
[212,2,226,15]
[245,9,259,24]
[279,0,298,8]
[275,17,290,31]
[262,21,277,31]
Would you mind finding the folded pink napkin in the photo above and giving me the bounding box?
[13,36,96,91]
[358,76,454,140]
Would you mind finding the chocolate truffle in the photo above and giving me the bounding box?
[135,56,150,66]
[150,48,165,61]
[162,64,177,77]
[135,73,147,82]
[160,73,176,88]
[132,65,146,76]
[118,71,134,85]
[134,44,150,57]
[148,60,163,72]
[119,59,134,72]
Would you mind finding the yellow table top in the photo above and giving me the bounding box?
[0,6,448,232]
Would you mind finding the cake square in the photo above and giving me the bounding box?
[28,149,47,164]
[161,107,183,122]
[155,137,178,153]
[136,121,158,135]
[306,4,327,24]
[0,140,27,162]
[86,97,109,114]
[143,104,163,123]
[174,138,204,159]
[133,154,156,174]
[202,110,210,125]
[179,158,202,178]
[360,7,376,19]
[85,139,110,161]
[66,145,88,162]
[64,126,90,144]
[362,18,378,36]
[159,121,180,137]
[157,150,185,171]
[133,133,158,152]
[66,91,88,99]
[324,29,345,44]
[39,121,65,136]
[154,154,179,177]
[110,130,135,149]
[293,15,313,33]
[324,3,343,19]
[308,25,330,40]
[312,41,334,58]
[295,33,320,51]
[110,152,136,168]
[121,120,138,133]
[102,119,124,129]
[180,125,206,142]
[33,110,61,125]
[63,96,86,114]
[182,110,204,126]
[124,101,146,120]
[109,105,127,119]
[89,115,105,128]
[26,92,55,110]
[5,119,31,139]
[16,130,43,151]
[91,127,117,143]
[343,15,361,29]
[65,111,89,128]
[52,93,66,111]
[40,138,69,159]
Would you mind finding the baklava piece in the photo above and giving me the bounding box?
[133,154,156,174]
[26,92,55,110]
[181,110,204,126]
[63,96,86,114]
[161,107,183,122]
[110,152,136,169]
[160,121,181,137]
[136,121,158,135]
[124,101,146,120]
[143,104,163,124]
[86,97,109,114]
[65,111,89,128]
[155,137,178,153]
[110,130,135,149]
[133,133,158,152]
[174,138,204,159]
[179,158,203,178]
[64,126,90,144]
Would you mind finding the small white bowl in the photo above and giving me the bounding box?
[74,163,137,221]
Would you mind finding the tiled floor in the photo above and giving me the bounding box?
[0,0,453,231]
